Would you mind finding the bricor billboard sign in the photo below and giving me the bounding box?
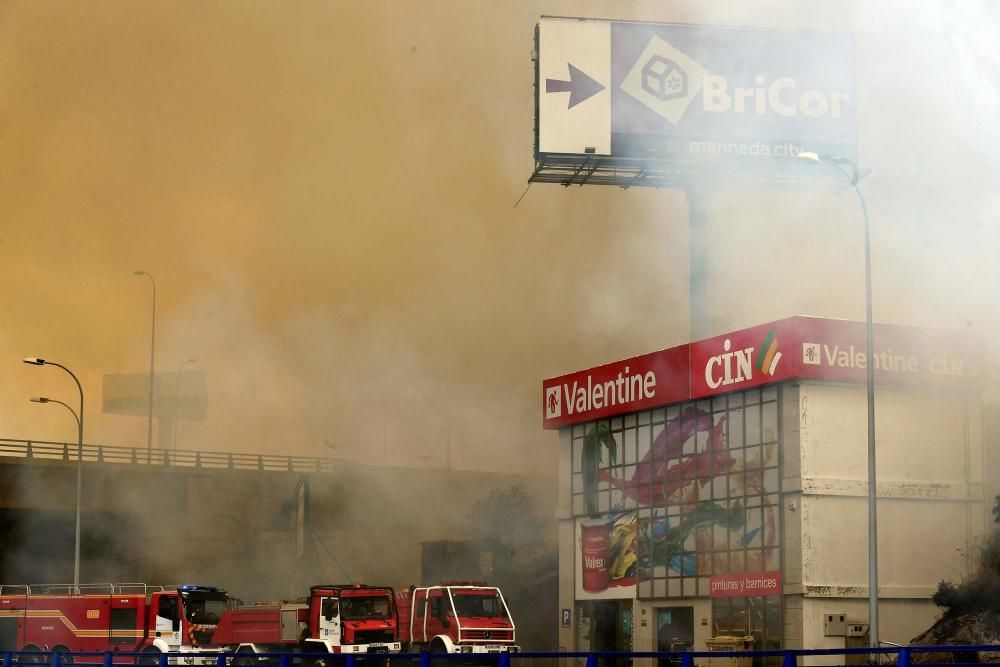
[538,17,856,165]
[544,316,980,428]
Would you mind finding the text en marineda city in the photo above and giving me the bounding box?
[560,367,656,415]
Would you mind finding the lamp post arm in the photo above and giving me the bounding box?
[32,359,85,591]
[44,361,84,443]
[46,399,82,435]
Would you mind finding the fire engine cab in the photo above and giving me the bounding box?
[396,582,518,654]
[0,583,231,664]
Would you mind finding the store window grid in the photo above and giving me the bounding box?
[570,385,784,650]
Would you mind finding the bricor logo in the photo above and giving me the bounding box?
[705,329,783,390]
[545,386,562,419]
[621,35,708,124]
[621,33,851,124]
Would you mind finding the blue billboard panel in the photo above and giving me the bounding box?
[609,22,857,162]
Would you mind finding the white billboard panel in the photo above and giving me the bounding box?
[538,18,610,155]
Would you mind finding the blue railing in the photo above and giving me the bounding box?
[4,647,1000,667]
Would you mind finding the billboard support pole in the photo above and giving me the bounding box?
[687,188,710,341]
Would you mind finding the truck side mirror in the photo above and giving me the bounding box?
[173,618,180,632]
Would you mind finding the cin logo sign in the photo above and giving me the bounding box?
[704,330,781,390]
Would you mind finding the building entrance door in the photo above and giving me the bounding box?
[576,600,633,667]
[656,607,694,667]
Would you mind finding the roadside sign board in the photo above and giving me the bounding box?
[103,371,208,420]
[536,17,857,184]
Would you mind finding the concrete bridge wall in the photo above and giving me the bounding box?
[0,454,552,602]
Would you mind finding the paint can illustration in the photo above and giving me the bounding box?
[580,518,611,593]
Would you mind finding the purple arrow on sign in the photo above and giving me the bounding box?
[545,63,605,109]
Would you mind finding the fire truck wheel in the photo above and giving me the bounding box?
[429,639,448,654]
[232,647,257,667]
[18,647,43,665]
[136,648,161,666]
[52,647,72,665]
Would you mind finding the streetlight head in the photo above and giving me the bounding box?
[30,397,50,403]
[133,270,146,276]
[23,357,46,366]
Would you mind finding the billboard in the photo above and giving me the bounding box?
[534,17,857,187]
[102,371,208,420]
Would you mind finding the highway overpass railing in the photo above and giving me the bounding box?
[0,438,338,472]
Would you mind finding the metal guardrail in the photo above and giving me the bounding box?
[0,438,338,473]
[3,646,1000,667]
[0,582,172,595]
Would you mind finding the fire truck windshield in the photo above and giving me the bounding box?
[182,593,230,624]
[340,596,392,620]
[451,592,506,618]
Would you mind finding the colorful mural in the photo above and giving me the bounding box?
[572,389,781,599]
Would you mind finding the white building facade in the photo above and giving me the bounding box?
[545,316,989,656]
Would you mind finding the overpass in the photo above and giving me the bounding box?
[0,438,549,601]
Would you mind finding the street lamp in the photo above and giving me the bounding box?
[799,152,879,647]
[24,358,84,591]
[173,357,196,452]
[418,435,452,472]
[134,271,156,461]
[417,454,449,471]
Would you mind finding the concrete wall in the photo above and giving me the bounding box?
[0,457,552,599]
[796,381,986,645]
[798,598,941,666]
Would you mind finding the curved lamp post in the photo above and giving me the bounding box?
[173,357,196,452]
[24,358,84,591]
[799,152,878,647]
[134,271,156,461]
[418,435,452,472]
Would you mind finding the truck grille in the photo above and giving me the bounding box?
[353,629,395,644]
[461,630,514,642]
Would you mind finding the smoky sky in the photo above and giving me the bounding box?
[1,1,998,473]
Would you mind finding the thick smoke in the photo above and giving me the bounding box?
[0,3,996,646]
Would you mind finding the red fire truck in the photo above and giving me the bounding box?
[0,583,231,664]
[212,584,400,659]
[396,582,518,655]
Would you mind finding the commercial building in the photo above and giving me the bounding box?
[546,316,991,656]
